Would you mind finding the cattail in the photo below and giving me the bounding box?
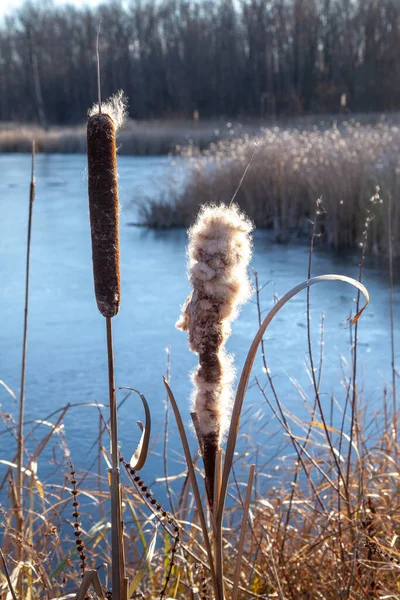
[177,203,253,507]
[86,91,127,599]
[87,91,126,318]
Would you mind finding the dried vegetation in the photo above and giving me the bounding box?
[140,120,400,255]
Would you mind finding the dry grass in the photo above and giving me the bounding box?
[2,113,394,157]
[0,341,398,599]
[1,253,398,599]
[140,120,400,254]
[0,119,260,156]
[0,123,86,154]
[1,117,399,599]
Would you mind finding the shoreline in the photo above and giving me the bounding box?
[1,112,398,155]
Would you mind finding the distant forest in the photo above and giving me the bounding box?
[1,0,399,125]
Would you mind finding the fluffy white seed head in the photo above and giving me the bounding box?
[190,349,235,438]
[89,90,127,131]
[177,203,253,442]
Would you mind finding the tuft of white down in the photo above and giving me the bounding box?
[177,203,253,441]
[190,348,235,439]
[89,90,128,131]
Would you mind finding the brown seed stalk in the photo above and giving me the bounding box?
[16,141,35,573]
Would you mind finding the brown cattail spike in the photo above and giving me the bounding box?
[87,113,120,318]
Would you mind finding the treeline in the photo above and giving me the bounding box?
[1,0,400,125]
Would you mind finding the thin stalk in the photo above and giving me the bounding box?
[98,413,104,518]
[106,316,125,600]
[281,201,325,557]
[388,196,398,454]
[214,449,224,600]
[229,144,257,207]
[96,22,102,115]
[163,346,175,513]
[0,549,18,600]
[231,464,255,600]
[346,196,373,493]
[253,271,327,517]
[16,142,35,563]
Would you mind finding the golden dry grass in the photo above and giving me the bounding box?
[140,120,400,254]
[0,119,259,156]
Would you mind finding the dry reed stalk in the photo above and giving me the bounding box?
[16,141,35,574]
[76,570,106,600]
[87,85,126,597]
[276,200,325,558]
[388,196,398,456]
[0,549,18,600]
[163,347,175,513]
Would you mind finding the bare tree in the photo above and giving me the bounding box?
[0,0,399,124]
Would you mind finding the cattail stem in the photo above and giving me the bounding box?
[106,317,118,470]
[16,142,35,567]
[106,317,125,599]
[98,413,104,518]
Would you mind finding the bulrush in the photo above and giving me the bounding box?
[86,91,128,600]
[177,203,253,509]
[87,91,126,317]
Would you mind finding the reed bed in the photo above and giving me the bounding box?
[2,113,398,157]
[0,119,258,156]
[140,121,400,255]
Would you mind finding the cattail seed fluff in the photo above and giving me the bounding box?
[87,113,120,317]
[177,204,253,502]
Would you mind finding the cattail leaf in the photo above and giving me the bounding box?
[49,484,99,504]
[217,273,369,524]
[33,474,44,501]
[48,556,71,582]
[128,528,157,596]
[0,460,33,477]
[129,420,147,470]
[0,380,16,401]
[2,562,23,600]
[118,387,151,471]
[163,377,217,592]
[231,464,255,600]
[32,419,63,433]
[308,421,360,461]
